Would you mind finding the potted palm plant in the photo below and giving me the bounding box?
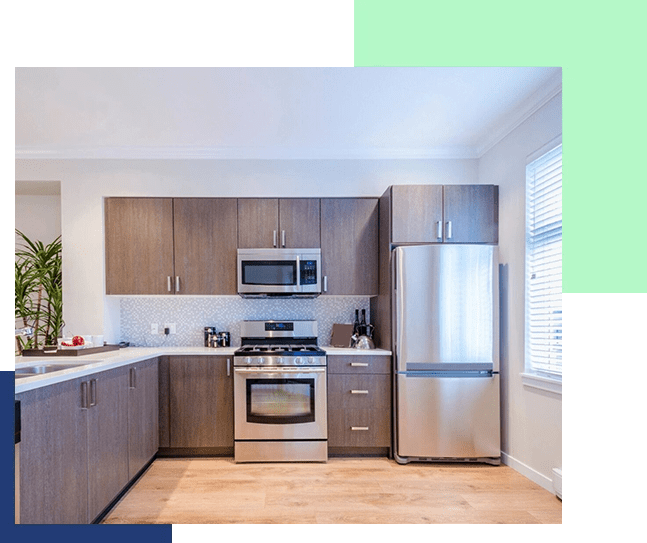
[15,229,63,354]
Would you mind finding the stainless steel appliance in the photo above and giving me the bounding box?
[234,320,327,462]
[237,248,321,297]
[393,244,500,464]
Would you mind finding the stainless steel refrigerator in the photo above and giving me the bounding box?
[393,244,500,464]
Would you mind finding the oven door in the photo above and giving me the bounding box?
[234,367,327,440]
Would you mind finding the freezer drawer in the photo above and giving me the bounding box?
[396,373,500,461]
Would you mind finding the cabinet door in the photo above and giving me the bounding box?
[278,198,321,248]
[86,367,129,522]
[173,198,238,294]
[328,373,391,448]
[443,185,499,243]
[169,356,233,448]
[105,198,175,294]
[390,185,443,243]
[128,358,159,479]
[17,376,89,524]
[237,198,279,248]
[320,198,378,295]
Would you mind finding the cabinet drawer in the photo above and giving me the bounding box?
[328,374,390,409]
[328,408,390,448]
[327,355,391,375]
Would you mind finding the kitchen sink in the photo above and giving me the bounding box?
[15,363,89,378]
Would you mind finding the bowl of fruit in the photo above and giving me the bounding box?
[58,335,93,349]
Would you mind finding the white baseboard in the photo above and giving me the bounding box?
[501,451,556,494]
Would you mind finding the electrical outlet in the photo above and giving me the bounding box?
[164,323,176,335]
[151,323,158,335]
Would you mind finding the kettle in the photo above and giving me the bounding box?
[351,323,375,350]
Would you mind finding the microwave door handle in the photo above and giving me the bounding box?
[296,256,300,287]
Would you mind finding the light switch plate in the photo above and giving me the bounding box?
[150,323,158,335]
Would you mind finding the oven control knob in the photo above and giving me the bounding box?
[245,357,253,365]
[293,357,302,365]
[308,357,316,365]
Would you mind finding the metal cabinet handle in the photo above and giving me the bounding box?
[323,275,328,292]
[446,220,453,240]
[167,276,172,292]
[130,367,136,389]
[351,390,369,394]
[350,362,369,367]
[351,427,369,431]
[175,276,180,292]
[281,230,286,247]
[227,358,231,377]
[81,381,89,409]
[437,220,443,240]
[296,256,301,287]
[89,379,97,407]
[273,230,277,247]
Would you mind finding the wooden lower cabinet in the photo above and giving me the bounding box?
[159,356,234,452]
[127,357,159,478]
[327,355,392,455]
[17,375,90,524]
[17,359,160,524]
[86,367,130,522]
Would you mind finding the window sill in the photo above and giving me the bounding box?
[521,372,562,397]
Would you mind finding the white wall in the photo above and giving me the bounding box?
[14,158,477,341]
[479,93,562,489]
[15,194,61,247]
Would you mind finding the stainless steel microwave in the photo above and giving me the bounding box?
[237,248,322,297]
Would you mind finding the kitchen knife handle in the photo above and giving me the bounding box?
[81,381,89,409]
[446,220,453,240]
[167,276,172,292]
[175,276,180,292]
[273,230,277,247]
[89,379,97,407]
[281,230,286,247]
[436,220,443,240]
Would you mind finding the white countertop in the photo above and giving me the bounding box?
[14,345,391,393]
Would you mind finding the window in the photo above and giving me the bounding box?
[525,141,562,383]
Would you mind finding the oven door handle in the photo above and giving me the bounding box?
[234,367,326,375]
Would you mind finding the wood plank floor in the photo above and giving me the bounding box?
[101,457,561,524]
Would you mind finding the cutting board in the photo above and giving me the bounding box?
[330,324,354,347]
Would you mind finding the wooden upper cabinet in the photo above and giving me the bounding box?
[391,185,443,243]
[174,198,238,294]
[105,197,239,295]
[237,198,279,248]
[278,198,321,248]
[320,198,378,295]
[105,198,175,295]
[443,185,498,244]
[390,185,498,244]
[238,198,321,248]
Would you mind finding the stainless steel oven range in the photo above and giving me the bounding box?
[234,320,327,462]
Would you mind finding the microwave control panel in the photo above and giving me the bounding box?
[300,260,318,285]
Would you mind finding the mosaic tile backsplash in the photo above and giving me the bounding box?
[120,296,371,347]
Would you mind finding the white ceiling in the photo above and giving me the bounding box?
[15,67,561,160]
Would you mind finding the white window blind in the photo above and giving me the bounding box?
[526,143,562,378]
